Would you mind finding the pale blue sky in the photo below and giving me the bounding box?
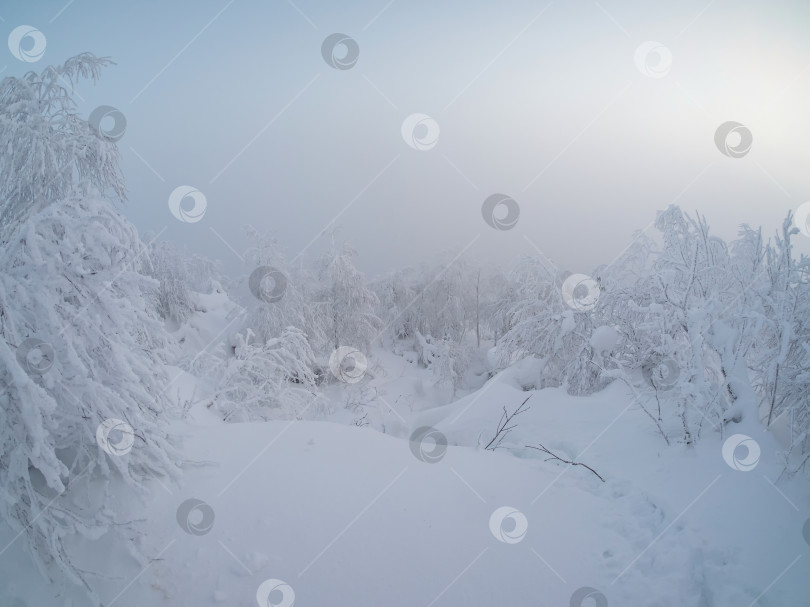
[2,0,809,276]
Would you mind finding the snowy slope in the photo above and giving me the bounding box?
[3,377,808,606]
[2,297,808,607]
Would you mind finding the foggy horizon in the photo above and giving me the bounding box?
[3,0,809,279]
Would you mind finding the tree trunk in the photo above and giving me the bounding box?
[767,363,779,426]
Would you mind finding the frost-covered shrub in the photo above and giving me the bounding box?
[143,240,200,325]
[210,327,323,421]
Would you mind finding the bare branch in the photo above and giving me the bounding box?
[484,396,531,451]
[525,443,605,482]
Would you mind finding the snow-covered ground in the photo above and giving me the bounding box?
[2,325,808,606]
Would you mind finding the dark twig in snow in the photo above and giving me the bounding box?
[484,396,531,451]
[524,443,605,482]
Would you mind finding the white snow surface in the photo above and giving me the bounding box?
[2,294,809,607]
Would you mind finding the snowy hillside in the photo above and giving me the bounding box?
[2,289,808,606]
[3,355,808,606]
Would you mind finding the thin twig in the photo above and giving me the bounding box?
[484,396,531,451]
[525,443,605,482]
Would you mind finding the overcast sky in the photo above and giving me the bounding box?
[3,0,810,277]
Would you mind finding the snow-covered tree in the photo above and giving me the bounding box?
[142,240,202,326]
[411,256,474,342]
[242,227,322,349]
[319,239,381,355]
[746,214,810,474]
[598,207,739,443]
[0,197,181,602]
[0,55,178,603]
[494,257,605,395]
[0,53,124,241]
[590,205,809,454]
[429,335,471,397]
[371,267,421,342]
